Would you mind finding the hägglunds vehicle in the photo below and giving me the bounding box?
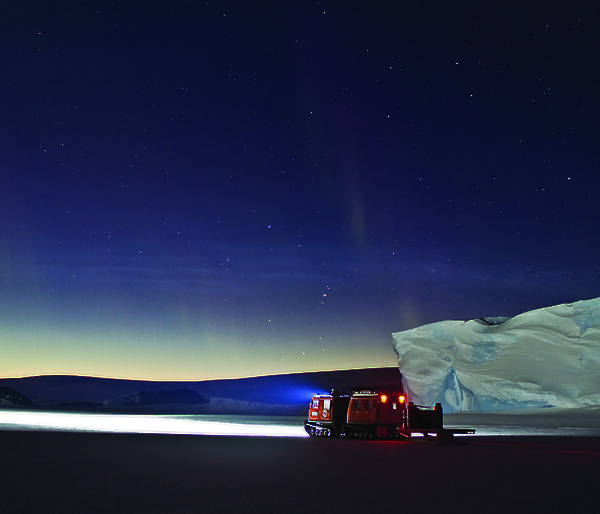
[304,387,473,441]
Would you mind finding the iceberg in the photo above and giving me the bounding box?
[392,297,600,413]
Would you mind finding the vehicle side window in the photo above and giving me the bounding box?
[354,400,361,411]
[365,400,373,411]
[323,399,331,410]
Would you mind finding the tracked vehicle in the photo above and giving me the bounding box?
[304,387,473,441]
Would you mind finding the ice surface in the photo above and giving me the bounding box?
[392,297,600,412]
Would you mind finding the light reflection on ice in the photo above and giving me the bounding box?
[2,410,599,438]
[0,410,309,437]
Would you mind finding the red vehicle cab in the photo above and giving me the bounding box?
[305,388,406,438]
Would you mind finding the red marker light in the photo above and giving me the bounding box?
[380,394,388,403]
[398,395,406,404]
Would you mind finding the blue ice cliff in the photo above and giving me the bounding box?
[392,297,600,412]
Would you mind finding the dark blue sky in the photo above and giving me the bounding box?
[1,1,599,379]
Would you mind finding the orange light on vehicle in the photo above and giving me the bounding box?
[398,395,406,404]
[380,394,388,403]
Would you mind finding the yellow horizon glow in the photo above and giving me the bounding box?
[0,325,398,381]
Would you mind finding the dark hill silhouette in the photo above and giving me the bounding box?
[0,367,402,415]
[0,386,34,407]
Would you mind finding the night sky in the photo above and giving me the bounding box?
[2,1,599,380]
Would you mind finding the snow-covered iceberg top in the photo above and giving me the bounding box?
[392,297,600,413]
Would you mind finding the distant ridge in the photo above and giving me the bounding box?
[0,367,402,415]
